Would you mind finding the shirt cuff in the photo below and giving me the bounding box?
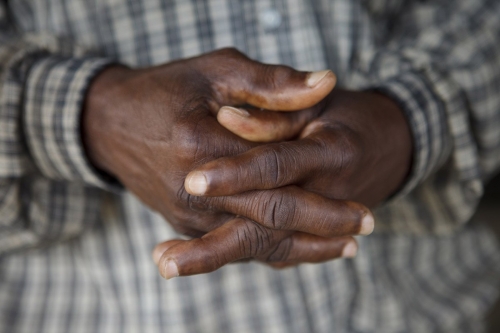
[369,71,452,199]
[24,56,119,190]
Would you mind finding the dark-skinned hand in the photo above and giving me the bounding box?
[185,88,413,206]
[154,88,413,274]
[83,48,374,279]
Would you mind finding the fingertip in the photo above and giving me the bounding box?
[185,171,208,196]
[306,70,335,88]
[341,240,358,258]
[152,246,165,265]
[299,119,328,138]
[219,106,250,118]
[218,105,315,143]
[152,240,184,265]
[359,211,375,236]
[217,106,263,142]
[160,258,180,280]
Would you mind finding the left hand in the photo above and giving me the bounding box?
[184,88,413,208]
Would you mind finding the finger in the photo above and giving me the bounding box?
[257,233,357,263]
[183,115,260,161]
[152,240,184,265]
[217,105,320,142]
[185,133,333,196]
[266,232,358,269]
[156,218,289,278]
[205,186,375,237]
[202,48,336,111]
[229,67,335,111]
[155,218,357,279]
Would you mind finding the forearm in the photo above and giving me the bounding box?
[0,2,120,252]
[356,0,500,231]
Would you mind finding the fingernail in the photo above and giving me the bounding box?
[185,171,208,195]
[152,247,165,265]
[163,259,179,280]
[359,212,375,236]
[220,106,250,118]
[306,70,331,88]
[341,241,358,258]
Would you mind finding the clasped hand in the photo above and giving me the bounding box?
[83,48,412,279]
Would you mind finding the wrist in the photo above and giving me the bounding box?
[369,72,450,199]
[82,65,132,176]
[327,89,413,204]
[369,91,414,197]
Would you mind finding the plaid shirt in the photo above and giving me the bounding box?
[1,0,500,332]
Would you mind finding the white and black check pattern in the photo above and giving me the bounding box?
[1,0,500,332]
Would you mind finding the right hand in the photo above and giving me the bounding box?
[82,48,374,278]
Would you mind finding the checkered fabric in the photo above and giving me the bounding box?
[1,0,500,332]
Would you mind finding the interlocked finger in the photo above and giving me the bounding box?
[201,186,375,238]
[153,217,358,279]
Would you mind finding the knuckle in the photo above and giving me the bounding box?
[171,122,203,165]
[208,48,248,73]
[167,196,224,235]
[213,47,244,58]
[337,127,362,166]
[264,150,281,186]
[262,65,294,89]
[322,126,361,165]
[170,223,204,238]
[197,238,225,271]
[261,191,297,230]
[253,145,292,187]
[175,184,199,209]
[171,115,216,166]
[235,220,274,258]
[265,238,293,262]
[320,126,362,189]
[336,132,361,198]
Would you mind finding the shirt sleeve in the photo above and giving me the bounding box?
[352,0,500,233]
[0,2,118,253]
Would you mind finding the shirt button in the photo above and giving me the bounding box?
[259,8,282,31]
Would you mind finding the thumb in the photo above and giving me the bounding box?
[217,105,320,142]
[237,68,335,111]
[203,48,336,111]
